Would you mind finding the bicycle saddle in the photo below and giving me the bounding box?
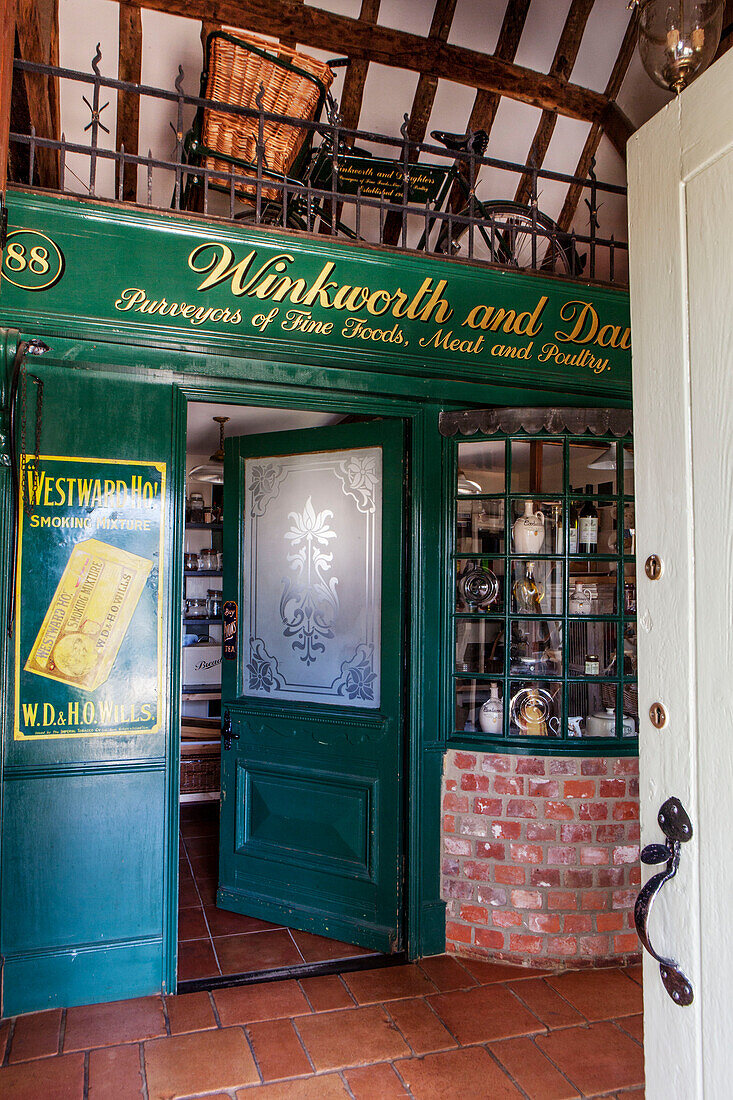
[431,129,489,156]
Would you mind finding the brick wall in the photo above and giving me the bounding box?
[442,750,641,967]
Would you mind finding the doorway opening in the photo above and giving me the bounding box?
[177,399,408,991]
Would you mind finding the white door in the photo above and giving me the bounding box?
[628,49,733,1099]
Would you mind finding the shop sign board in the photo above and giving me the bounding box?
[14,455,166,740]
[0,192,631,395]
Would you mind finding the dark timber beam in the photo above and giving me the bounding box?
[130,0,615,127]
[0,0,15,199]
[116,2,143,202]
[15,0,58,188]
[557,9,638,232]
[514,0,595,205]
[338,0,381,132]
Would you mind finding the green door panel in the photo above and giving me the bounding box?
[218,419,405,953]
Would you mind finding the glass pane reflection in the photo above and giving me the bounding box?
[456,558,504,614]
[508,680,562,737]
[509,620,562,676]
[455,678,504,735]
[455,620,504,676]
[457,441,505,494]
[456,499,505,554]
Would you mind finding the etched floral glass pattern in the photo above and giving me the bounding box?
[243,447,382,707]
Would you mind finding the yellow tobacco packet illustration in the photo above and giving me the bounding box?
[25,538,152,691]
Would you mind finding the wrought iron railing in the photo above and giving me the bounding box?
[8,48,628,284]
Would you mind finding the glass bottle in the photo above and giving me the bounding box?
[568,501,579,553]
[579,485,598,553]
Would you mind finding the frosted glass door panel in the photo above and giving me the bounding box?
[243,447,382,707]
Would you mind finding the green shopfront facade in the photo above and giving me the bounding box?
[0,190,633,1016]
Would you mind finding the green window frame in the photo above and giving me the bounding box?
[444,416,637,756]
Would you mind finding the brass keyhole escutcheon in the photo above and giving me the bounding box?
[645,554,663,580]
[650,702,667,729]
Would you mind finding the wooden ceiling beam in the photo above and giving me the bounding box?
[116,2,143,203]
[15,0,59,189]
[338,0,381,133]
[129,0,615,127]
[514,0,595,205]
[0,0,15,200]
[557,8,638,232]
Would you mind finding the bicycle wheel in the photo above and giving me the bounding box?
[436,199,583,276]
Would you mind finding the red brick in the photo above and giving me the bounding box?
[548,890,577,910]
[564,780,596,799]
[444,793,469,813]
[627,823,641,841]
[548,846,576,865]
[530,869,561,888]
[460,774,491,792]
[495,865,526,885]
[612,801,639,821]
[526,823,556,841]
[444,837,471,856]
[454,753,477,769]
[528,914,561,933]
[581,759,608,775]
[528,779,559,798]
[442,858,459,876]
[613,889,637,909]
[515,758,546,776]
[490,821,522,840]
[597,868,625,887]
[494,776,524,795]
[443,880,474,900]
[483,755,511,773]
[475,928,505,949]
[510,889,542,909]
[629,866,641,886]
[560,823,591,843]
[564,914,592,933]
[614,758,639,775]
[596,824,625,843]
[549,760,578,775]
[460,819,488,838]
[445,778,457,792]
[580,935,610,955]
[580,891,607,910]
[615,933,641,953]
[446,921,472,944]
[565,869,593,888]
[507,800,538,818]
[545,801,574,821]
[613,845,640,865]
[477,886,507,907]
[547,935,578,956]
[460,905,488,925]
[579,802,608,821]
[597,913,625,932]
[476,842,505,861]
[629,778,639,796]
[493,910,523,927]
[443,814,456,834]
[463,862,492,881]
[510,844,543,864]
[509,934,543,954]
[475,797,503,815]
[580,846,609,866]
[600,779,626,798]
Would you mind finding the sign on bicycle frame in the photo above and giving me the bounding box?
[313,154,445,204]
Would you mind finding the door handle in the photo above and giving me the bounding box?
[222,709,239,751]
[634,796,694,1006]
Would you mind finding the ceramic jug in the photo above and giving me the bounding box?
[479,682,502,734]
[569,579,593,615]
[512,500,545,554]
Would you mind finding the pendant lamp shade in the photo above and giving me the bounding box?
[189,416,230,484]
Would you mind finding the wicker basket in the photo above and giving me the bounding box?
[180,751,220,795]
[201,29,334,201]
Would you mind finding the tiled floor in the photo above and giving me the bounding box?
[0,956,644,1098]
[178,801,374,981]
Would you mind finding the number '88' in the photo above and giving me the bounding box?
[5,242,51,274]
[1,230,64,290]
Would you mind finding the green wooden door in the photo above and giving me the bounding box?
[218,420,405,952]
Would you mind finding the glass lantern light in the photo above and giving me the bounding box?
[630,0,725,94]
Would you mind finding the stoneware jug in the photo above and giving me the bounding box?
[513,500,545,554]
[479,682,502,734]
[569,579,594,615]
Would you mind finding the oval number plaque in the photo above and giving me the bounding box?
[1,229,65,291]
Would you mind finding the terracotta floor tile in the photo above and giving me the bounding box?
[179,878,202,907]
[344,1062,409,1097]
[508,978,585,1029]
[177,937,220,981]
[395,1046,523,1100]
[289,928,374,963]
[214,929,302,973]
[196,877,219,906]
[546,969,643,1021]
[235,1075,349,1098]
[418,954,477,992]
[165,991,217,1035]
[247,1018,312,1081]
[428,984,544,1045]
[490,1036,580,1099]
[387,997,457,1055]
[178,906,209,941]
[536,1020,645,1095]
[0,1019,10,1061]
[205,905,279,937]
[180,817,218,839]
[299,974,355,1012]
[88,1043,145,1099]
[64,995,166,1051]
[184,835,219,858]
[8,1007,62,1062]
[144,1026,259,1099]
[296,1004,410,1071]
[343,964,436,1004]
[0,1051,85,1099]
[460,957,553,984]
[616,1013,644,1044]
[626,965,643,985]
[214,980,311,1026]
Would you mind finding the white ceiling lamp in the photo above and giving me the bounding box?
[189,415,230,484]
[629,0,724,94]
[588,443,634,470]
[457,469,483,494]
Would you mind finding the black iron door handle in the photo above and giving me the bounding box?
[222,709,239,751]
[634,796,694,1006]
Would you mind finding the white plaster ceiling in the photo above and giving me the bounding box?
[186,401,344,455]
